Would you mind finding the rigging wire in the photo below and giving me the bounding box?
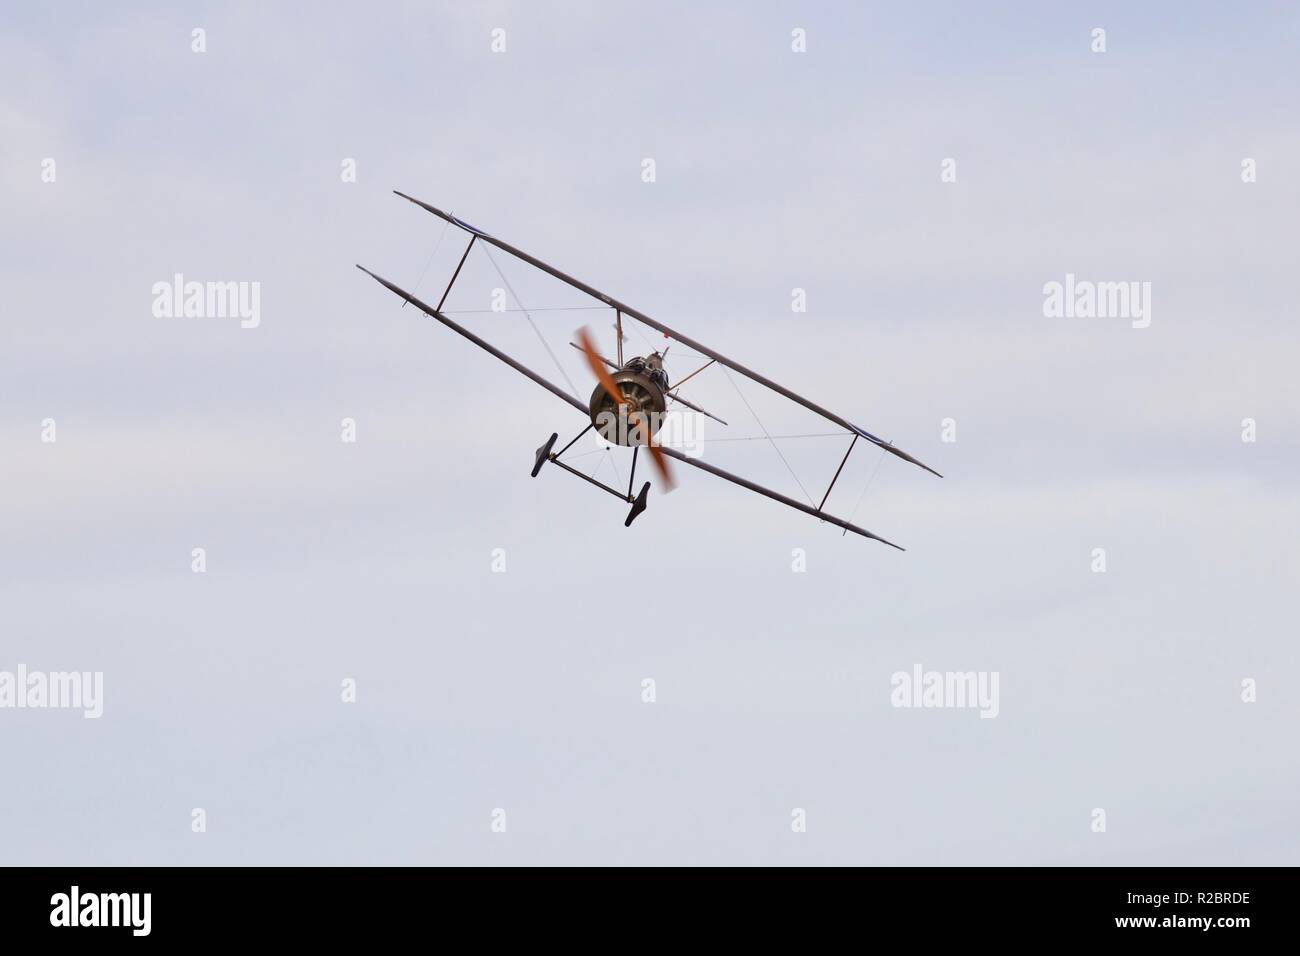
[590,447,622,491]
[442,306,609,314]
[482,245,581,398]
[558,446,605,463]
[405,214,452,307]
[605,442,623,490]
[720,366,815,507]
[623,312,661,361]
[706,432,850,443]
[621,311,713,366]
[842,446,888,535]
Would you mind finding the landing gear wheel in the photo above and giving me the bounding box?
[624,482,651,527]
[531,433,558,477]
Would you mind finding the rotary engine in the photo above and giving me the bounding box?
[588,356,669,446]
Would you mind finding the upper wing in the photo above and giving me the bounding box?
[393,190,941,478]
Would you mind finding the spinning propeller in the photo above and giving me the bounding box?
[576,327,675,491]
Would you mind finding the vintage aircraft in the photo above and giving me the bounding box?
[357,191,941,550]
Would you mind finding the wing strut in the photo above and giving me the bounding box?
[818,434,858,512]
[437,235,476,311]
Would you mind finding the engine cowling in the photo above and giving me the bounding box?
[588,369,667,446]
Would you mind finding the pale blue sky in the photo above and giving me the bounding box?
[1,1,1297,864]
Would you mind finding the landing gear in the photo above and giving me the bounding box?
[625,481,651,527]
[531,433,558,478]
[531,426,654,528]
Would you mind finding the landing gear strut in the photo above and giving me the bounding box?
[530,425,652,528]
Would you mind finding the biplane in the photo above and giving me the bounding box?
[357,191,941,550]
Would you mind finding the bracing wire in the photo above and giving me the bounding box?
[482,245,581,398]
[406,215,452,306]
[707,432,851,443]
[842,446,888,535]
[441,306,609,314]
[623,313,662,361]
[720,365,815,507]
[605,444,623,490]
[559,447,605,463]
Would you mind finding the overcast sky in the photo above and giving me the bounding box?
[2,1,1297,865]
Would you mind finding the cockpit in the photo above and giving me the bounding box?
[624,352,670,393]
